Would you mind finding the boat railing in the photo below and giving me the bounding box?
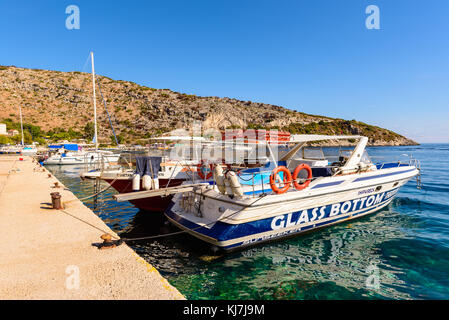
[235,169,270,197]
[409,158,421,170]
[230,168,315,197]
[375,157,421,170]
[82,152,118,172]
[229,157,423,196]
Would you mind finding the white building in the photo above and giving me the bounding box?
[8,129,19,136]
[0,124,6,135]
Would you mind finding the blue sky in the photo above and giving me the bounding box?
[0,0,448,142]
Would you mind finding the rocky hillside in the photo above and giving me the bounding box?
[0,65,417,146]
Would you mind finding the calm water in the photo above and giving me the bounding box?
[47,144,449,300]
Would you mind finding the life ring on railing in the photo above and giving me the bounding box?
[269,166,292,194]
[292,164,312,190]
[197,161,214,180]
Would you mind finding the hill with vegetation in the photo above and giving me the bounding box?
[0,65,417,146]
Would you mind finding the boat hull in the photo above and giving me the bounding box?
[103,177,185,212]
[44,154,120,165]
[165,183,405,251]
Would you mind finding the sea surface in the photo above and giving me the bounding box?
[46,144,449,300]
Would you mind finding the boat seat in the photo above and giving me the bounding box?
[293,166,332,179]
[311,167,332,177]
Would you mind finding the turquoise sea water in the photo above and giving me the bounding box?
[47,144,449,300]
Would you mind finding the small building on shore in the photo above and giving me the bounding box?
[7,129,19,136]
[0,124,6,135]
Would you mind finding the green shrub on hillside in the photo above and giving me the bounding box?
[0,135,11,144]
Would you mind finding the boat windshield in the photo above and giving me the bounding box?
[302,147,325,160]
[360,150,372,165]
[338,149,372,165]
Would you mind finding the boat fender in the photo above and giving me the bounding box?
[214,165,226,194]
[292,164,312,191]
[132,174,141,191]
[142,174,152,190]
[224,175,232,195]
[152,177,160,190]
[226,171,244,199]
[270,166,292,194]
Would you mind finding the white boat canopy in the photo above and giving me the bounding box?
[280,135,365,162]
[150,136,206,142]
[289,134,362,143]
[150,134,361,144]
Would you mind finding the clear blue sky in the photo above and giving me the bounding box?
[1,0,448,143]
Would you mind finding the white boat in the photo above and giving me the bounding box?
[44,149,119,165]
[0,106,38,156]
[44,52,120,166]
[91,134,279,212]
[0,145,37,156]
[164,135,422,252]
[82,137,216,211]
[21,146,38,156]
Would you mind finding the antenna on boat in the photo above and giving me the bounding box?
[19,105,24,146]
[91,51,99,151]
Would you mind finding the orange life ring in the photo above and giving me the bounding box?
[292,164,312,190]
[269,166,292,194]
[197,161,214,180]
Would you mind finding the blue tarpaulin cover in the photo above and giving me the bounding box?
[49,144,79,151]
[135,156,162,178]
[63,144,79,151]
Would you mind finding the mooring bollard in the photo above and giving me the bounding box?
[101,233,112,243]
[98,233,123,250]
[50,192,63,210]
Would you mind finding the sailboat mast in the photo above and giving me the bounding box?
[19,105,24,146]
[91,51,98,151]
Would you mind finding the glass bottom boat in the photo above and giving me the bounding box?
[164,135,422,252]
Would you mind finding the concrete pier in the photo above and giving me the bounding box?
[0,155,185,300]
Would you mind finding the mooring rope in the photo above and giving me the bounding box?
[119,192,268,242]
[60,183,267,243]
[54,163,267,244]
[62,176,122,204]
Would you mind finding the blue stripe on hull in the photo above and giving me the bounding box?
[311,180,344,189]
[223,198,394,250]
[353,168,416,182]
[165,187,400,250]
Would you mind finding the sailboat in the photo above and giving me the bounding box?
[44,52,119,165]
[18,105,37,156]
[0,106,37,156]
